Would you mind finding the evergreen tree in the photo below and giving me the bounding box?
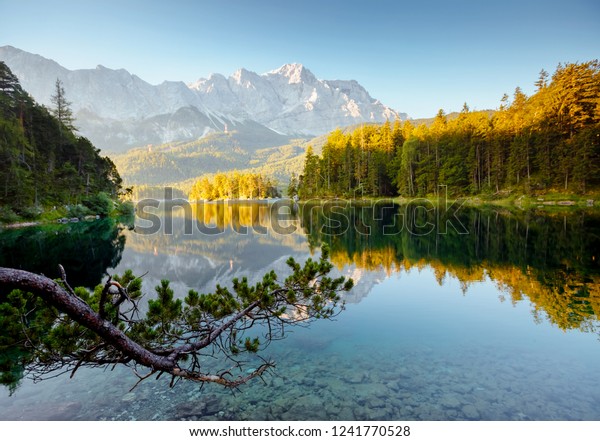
[287,173,298,197]
[298,146,320,198]
[535,69,549,91]
[50,78,75,133]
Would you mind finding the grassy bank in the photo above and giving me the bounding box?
[0,200,135,229]
[451,191,599,211]
[299,190,599,212]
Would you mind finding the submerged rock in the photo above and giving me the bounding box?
[203,395,221,416]
[439,394,462,409]
[121,392,136,402]
[461,404,480,420]
[173,401,207,419]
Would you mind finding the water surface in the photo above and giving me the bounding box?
[1,202,599,420]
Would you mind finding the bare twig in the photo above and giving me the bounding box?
[58,264,76,297]
[129,368,156,392]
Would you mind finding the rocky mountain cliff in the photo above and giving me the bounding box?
[0,46,406,153]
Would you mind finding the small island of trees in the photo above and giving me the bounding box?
[189,171,280,201]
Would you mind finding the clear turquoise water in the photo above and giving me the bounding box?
[1,205,599,420]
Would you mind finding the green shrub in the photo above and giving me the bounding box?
[0,207,19,224]
[115,200,134,217]
[66,204,91,219]
[15,206,42,220]
[82,192,114,216]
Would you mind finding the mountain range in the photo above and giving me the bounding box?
[0,46,405,155]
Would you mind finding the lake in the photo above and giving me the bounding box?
[1,200,599,420]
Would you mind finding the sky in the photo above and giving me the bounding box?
[0,0,599,118]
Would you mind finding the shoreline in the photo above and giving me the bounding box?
[0,221,41,229]
[2,194,597,230]
[298,196,597,209]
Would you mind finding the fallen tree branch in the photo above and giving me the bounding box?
[0,267,174,372]
[0,247,351,389]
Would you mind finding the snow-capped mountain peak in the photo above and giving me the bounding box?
[0,45,407,151]
[231,67,261,87]
[268,63,315,84]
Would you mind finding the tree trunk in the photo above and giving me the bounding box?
[0,267,174,372]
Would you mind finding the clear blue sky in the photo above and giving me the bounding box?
[1,0,599,118]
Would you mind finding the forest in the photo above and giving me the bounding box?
[189,171,280,200]
[297,61,600,198]
[0,62,124,222]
